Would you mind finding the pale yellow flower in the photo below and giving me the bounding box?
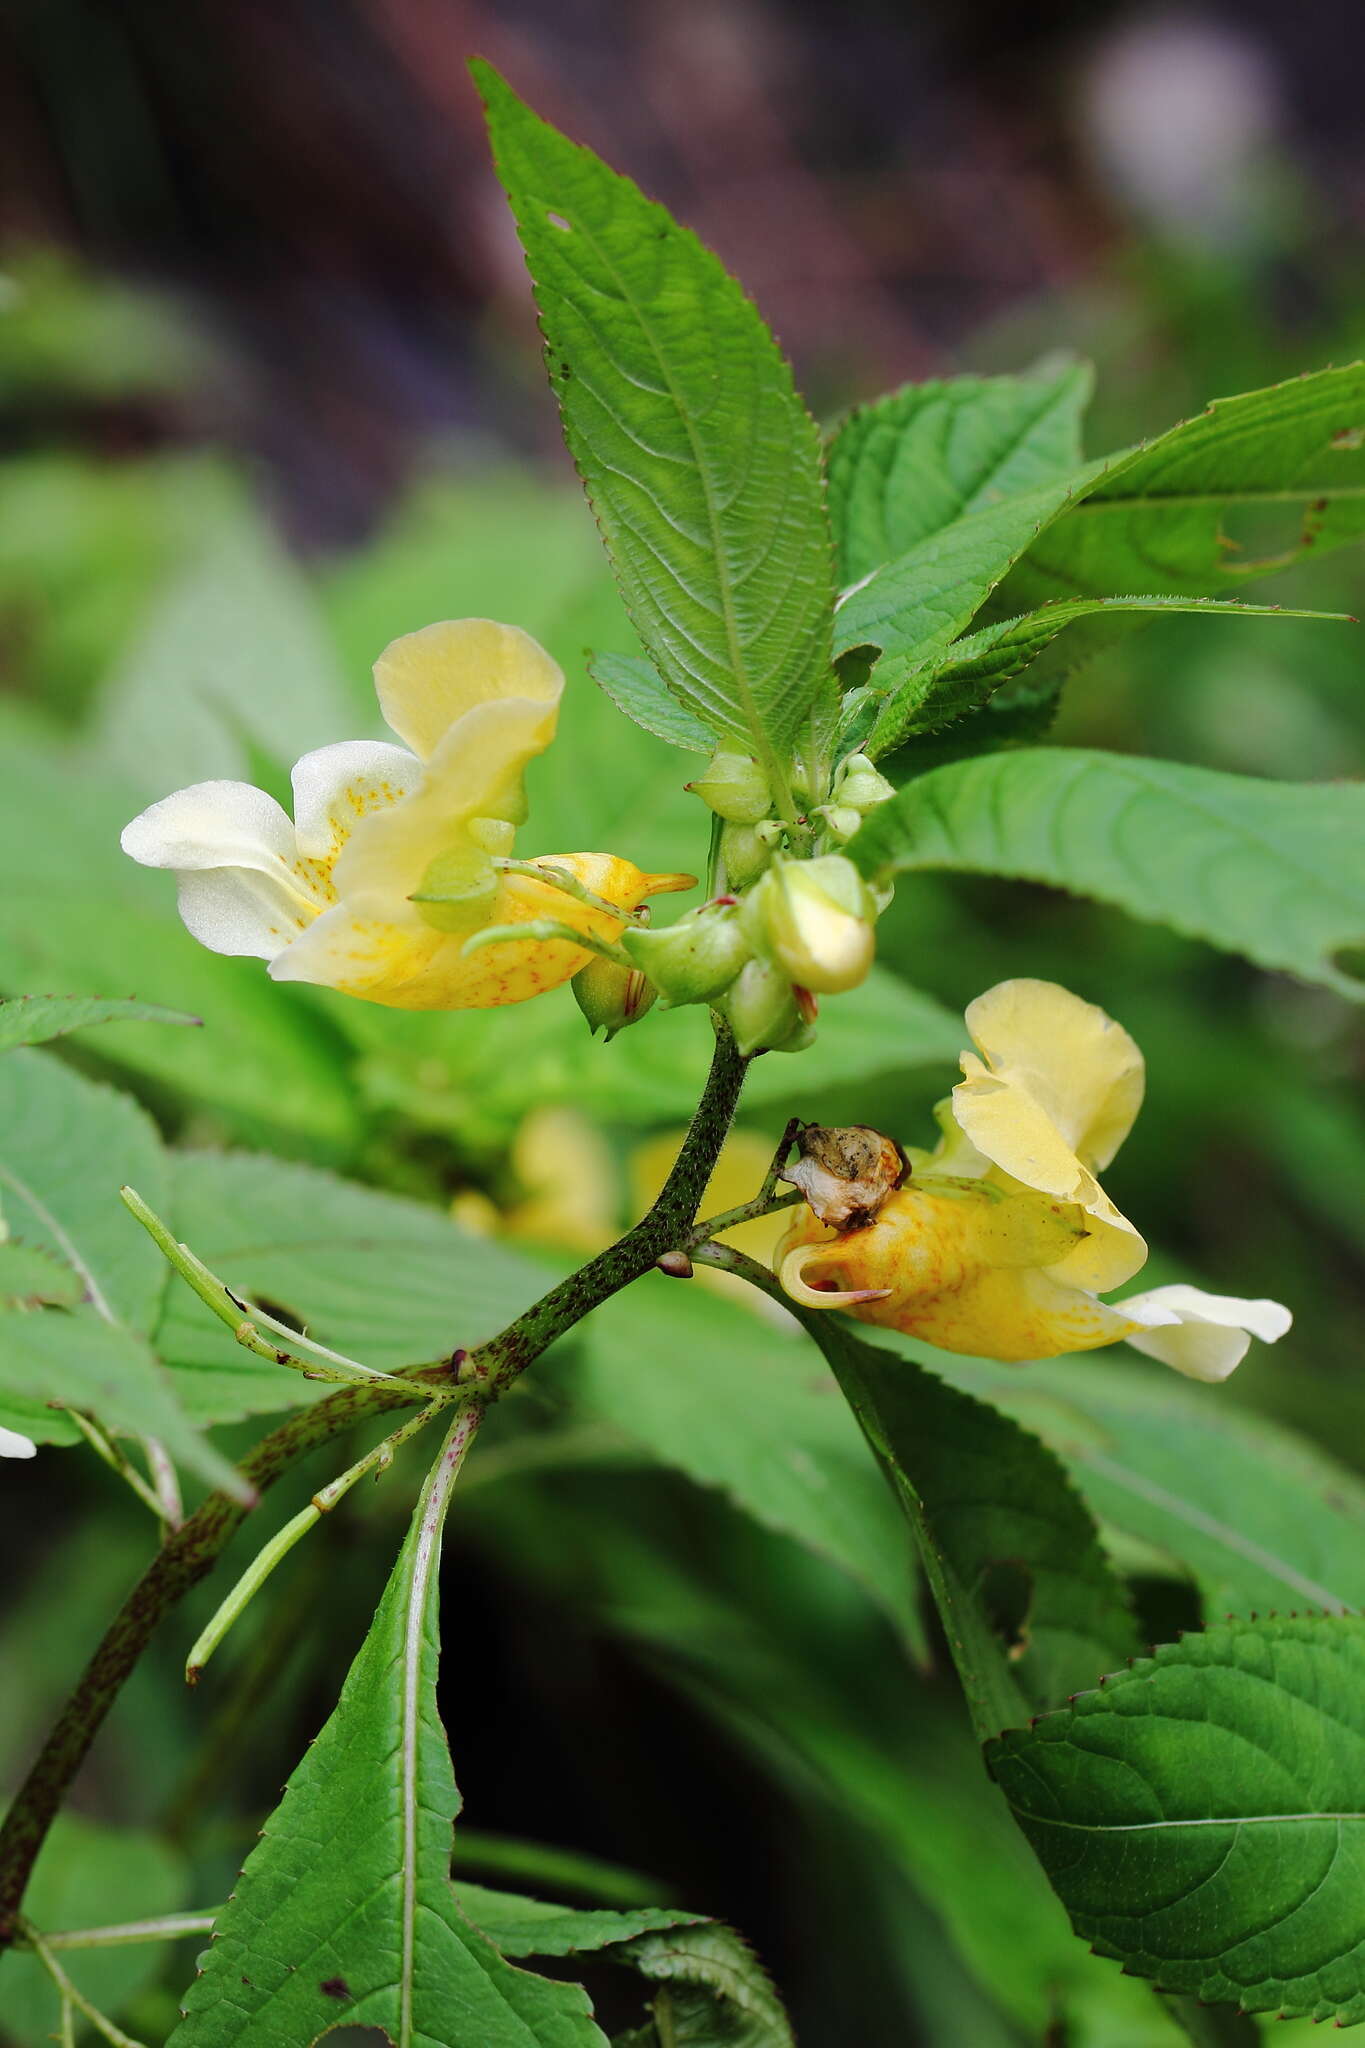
[122,619,690,1010]
[778,978,1291,1380]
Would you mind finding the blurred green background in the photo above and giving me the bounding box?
[1,3,1362,2042]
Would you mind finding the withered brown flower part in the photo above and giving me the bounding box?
[779,1123,907,1232]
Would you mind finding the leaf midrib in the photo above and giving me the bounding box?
[545,190,807,796]
[1009,1809,1365,1832]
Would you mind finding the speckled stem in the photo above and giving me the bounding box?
[0,1026,750,1950]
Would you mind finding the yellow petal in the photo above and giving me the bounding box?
[272,853,676,1010]
[775,1183,1131,1362]
[373,619,563,763]
[952,979,1147,1292]
[960,979,1145,1168]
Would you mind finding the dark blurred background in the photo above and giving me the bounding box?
[3,0,1364,540]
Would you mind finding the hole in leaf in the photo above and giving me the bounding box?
[1329,942,1365,985]
[1127,1572,1203,1648]
[546,210,572,232]
[319,2032,391,2046]
[1331,426,1365,450]
[979,1558,1033,1660]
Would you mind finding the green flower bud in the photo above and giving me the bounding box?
[746,854,877,994]
[719,819,773,891]
[685,750,771,825]
[623,906,749,1006]
[721,956,803,1056]
[571,956,657,1039]
[833,754,896,816]
[816,803,863,844]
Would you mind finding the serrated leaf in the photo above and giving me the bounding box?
[833,466,1105,696]
[455,1883,698,1959]
[812,1318,1138,1736]
[848,747,1365,999]
[0,1242,82,1309]
[865,595,1350,756]
[553,1275,925,1654]
[0,992,200,1052]
[942,1352,1365,1620]
[827,364,1093,586]
[171,1447,611,2047]
[988,1615,1365,2025]
[588,652,715,754]
[156,1150,546,1424]
[475,65,836,777]
[0,1308,248,1497]
[1001,360,1365,604]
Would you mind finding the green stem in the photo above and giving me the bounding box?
[35,1910,220,1952]
[465,1023,749,1397]
[492,857,651,925]
[184,1403,442,1683]
[0,1028,750,1950]
[64,1413,166,1522]
[18,1917,150,2048]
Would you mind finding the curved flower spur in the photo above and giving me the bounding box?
[777,978,1291,1381]
[122,618,693,1011]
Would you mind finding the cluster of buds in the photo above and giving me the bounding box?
[571,743,896,1051]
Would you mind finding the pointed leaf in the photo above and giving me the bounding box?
[833,467,1105,695]
[171,1434,610,2046]
[0,993,199,1052]
[827,364,1093,585]
[865,595,1351,756]
[813,1318,1138,1736]
[1001,360,1365,603]
[475,65,836,775]
[849,747,1365,998]
[988,1615,1365,2026]
[588,652,714,754]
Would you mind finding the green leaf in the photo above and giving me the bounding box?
[0,730,360,1149]
[156,1151,546,1424]
[0,1052,249,1491]
[3,1814,186,2048]
[458,1888,794,2048]
[942,1352,1365,1619]
[827,364,1093,585]
[0,1242,82,1309]
[814,1319,1138,1736]
[848,747,1365,999]
[0,1307,249,1497]
[0,992,200,1052]
[1001,360,1365,604]
[865,595,1350,756]
[82,491,354,801]
[988,1615,1365,2025]
[475,64,836,779]
[832,467,1104,696]
[555,1275,925,1653]
[171,1444,611,2047]
[588,652,715,754]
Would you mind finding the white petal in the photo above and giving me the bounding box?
[1119,1282,1292,1383]
[122,780,297,875]
[176,868,317,961]
[291,741,420,860]
[0,1425,36,1459]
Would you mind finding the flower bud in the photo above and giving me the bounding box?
[719,819,773,891]
[623,906,749,1006]
[721,956,804,1056]
[571,955,657,1039]
[834,754,896,816]
[815,804,862,844]
[745,854,877,994]
[685,750,772,825]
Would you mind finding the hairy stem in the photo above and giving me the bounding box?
[0,1026,749,1948]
